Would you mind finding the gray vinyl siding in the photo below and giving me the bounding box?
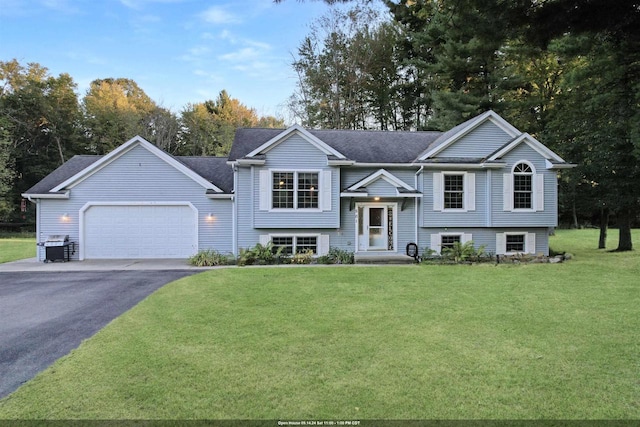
[253,134,339,228]
[421,170,487,227]
[418,227,550,256]
[436,120,514,158]
[491,144,558,227]
[236,166,258,250]
[35,145,233,261]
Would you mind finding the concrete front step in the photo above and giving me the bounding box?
[354,253,416,264]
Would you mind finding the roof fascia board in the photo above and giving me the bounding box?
[418,111,521,160]
[347,169,415,191]
[236,158,266,166]
[489,133,566,163]
[340,192,369,198]
[415,163,506,169]
[21,191,69,199]
[51,136,222,193]
[206,193,234,199]
[349,163,418,168]
[246,125,346,159]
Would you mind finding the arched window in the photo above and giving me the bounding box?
[513,162,533,209]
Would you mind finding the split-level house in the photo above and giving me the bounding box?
[23,110,574,261]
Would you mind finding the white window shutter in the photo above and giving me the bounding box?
[462,233,473,244]
[503,174,513,211]
[321,170,332,211]
[318,235,330,256]
[430,234,440,254]
[465,173,475,211]
[259,235,270,246]
[535,174,544,211]
[526,232,536,254]
[259,170,270,211]
[433,173,443,211]
[496,233,506,255]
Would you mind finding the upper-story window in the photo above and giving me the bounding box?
[444,174,464,209]
[504,161,543,212]
[272,171,319,209]
[433,172,475,212]
[513,163,533,209]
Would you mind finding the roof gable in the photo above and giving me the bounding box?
[347,169,416,192]
[417,110,521,160]
[51,136,223,193]
[245,125,346,160]
[488,133,566,163]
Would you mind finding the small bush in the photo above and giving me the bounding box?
[189,249,235,267]
[317,247,354,264]
[291,249,314,264]
[238,242,284,266]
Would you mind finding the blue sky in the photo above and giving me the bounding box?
[0,0,349,119]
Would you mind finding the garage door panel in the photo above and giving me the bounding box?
[84,204,197,259]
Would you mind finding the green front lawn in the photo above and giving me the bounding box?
[0,233,36,263]
[0,230,638,419]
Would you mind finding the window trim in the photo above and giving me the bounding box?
[512,161,534,211]
[269,169,322,212]
[268,233,320,255]
[504,161,544,212]
[430,232,472,255]
[496,231,536,255]
[433,172,475,212]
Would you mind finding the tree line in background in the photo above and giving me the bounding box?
[0,59,284,223]
[286,0,639,251]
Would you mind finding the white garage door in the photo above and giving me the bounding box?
[83,204,197,259]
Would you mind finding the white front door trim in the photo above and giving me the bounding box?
[355,202,398,253]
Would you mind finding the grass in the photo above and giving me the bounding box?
[0,232,36,263]
[0,229,638,419]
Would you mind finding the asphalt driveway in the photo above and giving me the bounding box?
[0,270,198,399]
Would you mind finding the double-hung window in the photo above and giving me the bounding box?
[433,172,475,211]
[441,234,461,250]
[506,234,526,252]
[444,174,464,209]
[272,171,319,209]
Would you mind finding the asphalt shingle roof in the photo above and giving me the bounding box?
[24,154,234,195]
[229,128,444,163]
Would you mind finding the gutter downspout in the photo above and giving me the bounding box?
[414,166,424,246]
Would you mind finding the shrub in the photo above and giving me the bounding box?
[317,247,354,264]
[427,241,489,264]
[188,249,235,267]
[291,249,314,264]
[238,242,284,266]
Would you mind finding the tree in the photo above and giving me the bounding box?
[0,59,85,221]
[290,6,408,129]
[82,78,157,154]
[0,116,15,220]
[179,90,284,156]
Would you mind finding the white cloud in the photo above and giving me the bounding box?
[200,5,241,25]
[119,0,185,10]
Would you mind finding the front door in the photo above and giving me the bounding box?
[357,204,394,251]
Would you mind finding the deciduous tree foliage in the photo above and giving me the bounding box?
[0,60,85,222]
[179,90,284,156]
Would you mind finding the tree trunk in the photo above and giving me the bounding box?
[598,206,609,249]
[572,200,579,229]
[616,208,633,251]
